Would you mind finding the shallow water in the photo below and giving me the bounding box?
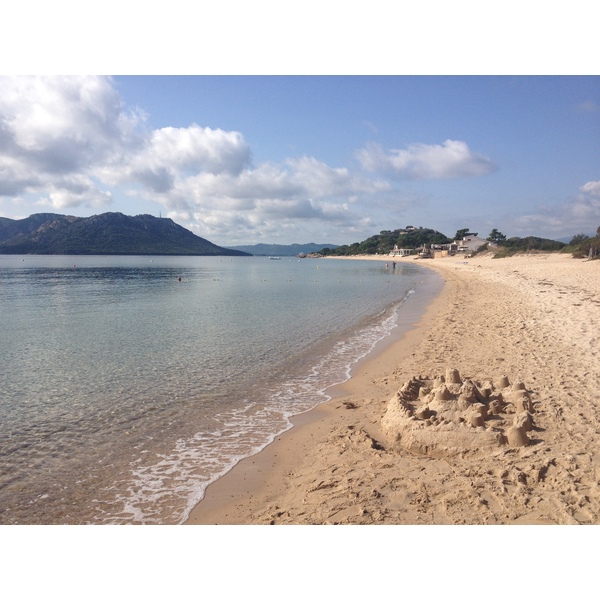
[0,254,442,523]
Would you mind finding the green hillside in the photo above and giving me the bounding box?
[319,227,452,256]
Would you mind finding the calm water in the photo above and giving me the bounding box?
[0,254,442,524]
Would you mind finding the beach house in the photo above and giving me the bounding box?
[455,233,491,255]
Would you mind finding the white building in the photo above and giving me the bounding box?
[456,234,493,253]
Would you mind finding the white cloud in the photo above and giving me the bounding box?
[511,180,600,237]
[572,180,600,223]
[146,156,389,223]
[40,187,113,211]
[579,180,600,197]
[0,76,253,204]
[104,125,253,194]
[175,195,375,246]
[32,174,113,211]
[152,156,389,243]
[356,139,496,179]
[149,125,250,175]
[0,75,142,208]
[0,76,139,175]
[286,156,390,196]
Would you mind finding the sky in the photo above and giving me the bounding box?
[1,7,598,248]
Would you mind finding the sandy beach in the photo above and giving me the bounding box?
[186,252,600,525]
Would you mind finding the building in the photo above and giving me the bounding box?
[456,234,492,254]
[390,244,415,257]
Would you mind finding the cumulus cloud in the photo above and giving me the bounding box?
[175,194,376,246]
[40,186,113,211]
[356,139,496,179]
[150,125,250,175]
[148,155,388,217]
[150,155,391,243]
[286,156,389,196]
[0,75,141,209]
[0,76,139,175]
[0,76,253,209]
[102,125,253,194]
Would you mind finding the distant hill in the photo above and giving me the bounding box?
[554,233,597,244]
[319,227,452,256]
[226,242,339,256]
[0,213,251,256]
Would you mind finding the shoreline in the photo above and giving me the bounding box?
[186,252,600,524]
[184,256,451,524]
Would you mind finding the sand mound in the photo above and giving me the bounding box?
[382,368,537,458]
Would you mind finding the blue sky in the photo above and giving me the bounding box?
[1,6,598,247]
[1,75,598,246]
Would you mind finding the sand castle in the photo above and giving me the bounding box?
[382,368,537,458]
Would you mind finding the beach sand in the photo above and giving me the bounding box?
[186,252,600,525]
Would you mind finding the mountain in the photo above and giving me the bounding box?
[0,213,251,256]
[226,242,339,256]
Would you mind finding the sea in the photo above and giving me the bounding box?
[0,254,443,524]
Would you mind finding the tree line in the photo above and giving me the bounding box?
[319,227,452,256]
[476,226,600,258]
[318,224,600,260]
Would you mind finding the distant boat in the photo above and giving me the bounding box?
[269,256,281,260]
